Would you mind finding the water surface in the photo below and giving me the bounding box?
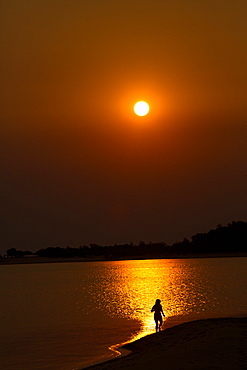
[1,257,247,369]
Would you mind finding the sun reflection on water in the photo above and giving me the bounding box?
[86,259,216,343]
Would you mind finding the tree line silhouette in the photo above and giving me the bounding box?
[3,221,247,260]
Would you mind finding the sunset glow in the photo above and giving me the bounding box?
[1,0,246,260]
[134,101,150,116]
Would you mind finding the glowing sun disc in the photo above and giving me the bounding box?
[134,101,149,116]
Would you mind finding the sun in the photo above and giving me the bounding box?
[134,101,149,116]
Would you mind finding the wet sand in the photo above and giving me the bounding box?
[85,317,247,369]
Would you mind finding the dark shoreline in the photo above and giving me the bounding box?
[83,316,247,369]
[1,253,247,265]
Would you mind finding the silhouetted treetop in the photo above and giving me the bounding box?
[5,221,247,260]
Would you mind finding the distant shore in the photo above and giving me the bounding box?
[1,253,247,265]
[85,317,247,369]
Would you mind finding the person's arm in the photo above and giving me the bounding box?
[161,306,165,317]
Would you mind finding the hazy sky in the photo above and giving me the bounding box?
[1,0,247,254]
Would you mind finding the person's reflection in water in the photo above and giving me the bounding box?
[151,299,165,332]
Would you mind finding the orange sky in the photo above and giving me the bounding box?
[0,0,247,252]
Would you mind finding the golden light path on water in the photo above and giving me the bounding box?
[87,259,218,349]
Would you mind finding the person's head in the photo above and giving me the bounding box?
[155,299,161,305]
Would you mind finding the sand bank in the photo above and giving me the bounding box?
[1,254,247,265]
[86,317,247,369]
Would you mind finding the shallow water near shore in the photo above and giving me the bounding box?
[1,257,247,369]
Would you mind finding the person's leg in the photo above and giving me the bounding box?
[159,317,163,331]
[155,319,158,332]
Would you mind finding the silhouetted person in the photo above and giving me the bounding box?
[151,299,165,332]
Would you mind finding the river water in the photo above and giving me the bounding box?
[1,257,247,369]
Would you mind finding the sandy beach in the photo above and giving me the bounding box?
[86,317,247,369]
